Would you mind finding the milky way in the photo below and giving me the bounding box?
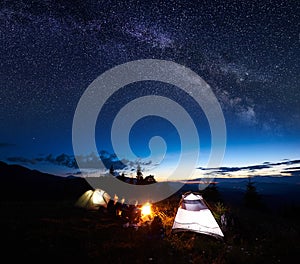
[0,0,299,175]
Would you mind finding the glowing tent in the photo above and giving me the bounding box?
[172,192,224,238]
[75,189,111,210]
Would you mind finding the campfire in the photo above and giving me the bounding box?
[140,202,153,221]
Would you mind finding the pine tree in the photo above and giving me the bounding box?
[109,164,115,176]
[136,164,143,181]
[244,177,262,209]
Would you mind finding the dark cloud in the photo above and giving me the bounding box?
[269,160,300,166]
[6,156,36,164]
[6,151,154,173]
[198,164,270,173]
[0,142,16,147]
[6,154,77,168]
[283,166,300,171]
[198,159,300,173]
[281,170,300,177]
[245,164,271,171]
[44,154,78,168]
[198,166,240,172]
[74,151,125,170]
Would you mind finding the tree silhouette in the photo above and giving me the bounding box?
[136,164,143,182]
[244,177,262,209]
[203,183,222,203]
[109,164,115,176]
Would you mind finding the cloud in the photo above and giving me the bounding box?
[282,166,300,171]
[6,156,36,164]
[245,164,271,171]
[269,160,300,166]
[44,153,78,168]
[198,159,300,177]
[281,170,300,177]
[6,151,156,174]
[0,142,16,148]
[199,164,271,173]
[74,151,126,170]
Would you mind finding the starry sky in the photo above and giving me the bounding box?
[1,0,299,180]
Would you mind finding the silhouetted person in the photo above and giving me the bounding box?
[150,216,164,239]
[107,200,117,217]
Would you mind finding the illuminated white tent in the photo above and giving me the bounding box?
[172,192,224,238]
[75,189,111,210]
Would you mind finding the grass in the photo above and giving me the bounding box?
[2,192,300,263]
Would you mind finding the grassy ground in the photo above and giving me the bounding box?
[2,193,300,264]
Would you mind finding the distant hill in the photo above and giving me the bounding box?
[0,161,91,201]
[181,175,300,210]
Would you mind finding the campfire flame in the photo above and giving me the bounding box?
[141,202,152,218]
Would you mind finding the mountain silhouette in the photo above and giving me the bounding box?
[0,161,91,201]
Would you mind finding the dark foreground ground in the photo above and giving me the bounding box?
[2,192,300,264]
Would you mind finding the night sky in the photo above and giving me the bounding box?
[1,0,299,180]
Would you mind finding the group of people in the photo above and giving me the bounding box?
[103,199,165,239]
[105,199,141,224]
